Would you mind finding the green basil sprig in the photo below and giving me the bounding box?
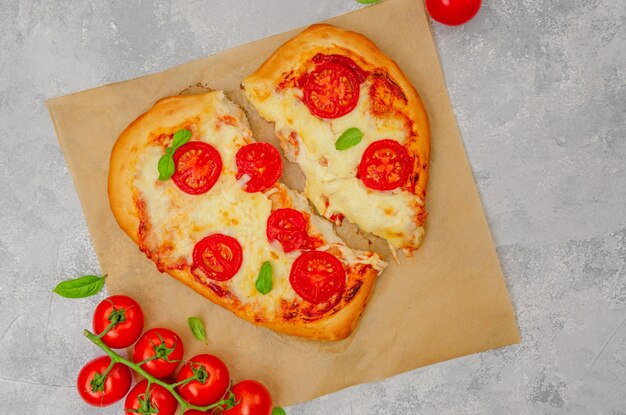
[272,407,287,415]
[255,261,273,295]
[335,127,364,151]
[158,129,192,180]
[356,0,381,4]
[53,274,106,298]
[187,316,208,345]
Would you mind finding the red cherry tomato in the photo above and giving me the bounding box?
[172,141,222,195]
[184,411,206,415]
[289,251,346,304]
[192,234,243,281]
[176,354,230,406]
[93,295,144,349]
[222,380,273,415]
[357,139,412,191]
[132,328,184,379]
[125,379,178,415]
[303,62,360,118]
[76,355,132,407]
[426,0,482,26]
[236,142,283,193]
[266,208,307,253]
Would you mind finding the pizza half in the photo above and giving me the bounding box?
[242,24,430,256]
[108,91,385,340]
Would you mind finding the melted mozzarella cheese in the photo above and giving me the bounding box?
[134,93,298,312]
[133,92,383,315]
[250,84,424,251]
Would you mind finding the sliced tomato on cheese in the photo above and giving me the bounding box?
[357,139,412,191]
[192,234,242,281]
[266,208,307,253]
[172,141,222,195]
[289,251,346,304]
[235,142,283,192]
[302,60,360,119]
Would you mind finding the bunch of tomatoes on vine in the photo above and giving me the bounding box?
[76,294,284,415]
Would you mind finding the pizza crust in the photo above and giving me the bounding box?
[242,23,430,201]
[108,92,380,341]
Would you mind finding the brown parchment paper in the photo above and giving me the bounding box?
[47,0,520,406]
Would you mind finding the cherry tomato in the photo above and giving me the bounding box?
[303,61,360,118]
[426,0,482,26]
[76,355,132,407]
[172,141,222,195]
[266,208,307,253]
[176,354,230,406]
[125,379,178,415]
[192,234,243,281]
[93,295,144,349]
[132,328,184,379]
[222,380,273,415]
[236,142,283,193]
[289,251,346,304]
[357,139,412,191]
[184,411,206,415]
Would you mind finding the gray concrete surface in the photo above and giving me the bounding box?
[1,0,624,413]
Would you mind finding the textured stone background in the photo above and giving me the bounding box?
[1,0,624,413]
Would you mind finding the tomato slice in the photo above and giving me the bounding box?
[357,139,412,191]
[172,141,222,195]
[289,251,346,304]
[303,62,360,119]
[266,208,307,253]
[235,142,283,192]
[192,234,242,281]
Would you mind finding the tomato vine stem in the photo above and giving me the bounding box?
[84,329,236,413]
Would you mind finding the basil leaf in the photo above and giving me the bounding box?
[187,316,208,345]
[53,275,106,298]
[171,129,191,149]
[335,128,364,151]
[255,261,273,295]
[158,154,175,181]
[272,408,287,415]
[356,0,381,4]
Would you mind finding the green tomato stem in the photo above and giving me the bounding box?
[84,329,235,412]
[95,315,119,340]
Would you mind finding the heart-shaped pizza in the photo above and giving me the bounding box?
[108,24,429,341]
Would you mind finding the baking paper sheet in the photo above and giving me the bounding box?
[47,0,520,406]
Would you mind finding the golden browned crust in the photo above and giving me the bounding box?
[108,91,379,341]
[242,23,430,198]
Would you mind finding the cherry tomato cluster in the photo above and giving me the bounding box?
[78,295,277,415]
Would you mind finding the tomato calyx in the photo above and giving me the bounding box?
[149,333,180,363]
[94,305,128,340]
[89,370,109,393]
[131,392,158,415]
[108,306,126,325]
[191,364,209,384]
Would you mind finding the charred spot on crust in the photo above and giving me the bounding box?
[344,280,363,303]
